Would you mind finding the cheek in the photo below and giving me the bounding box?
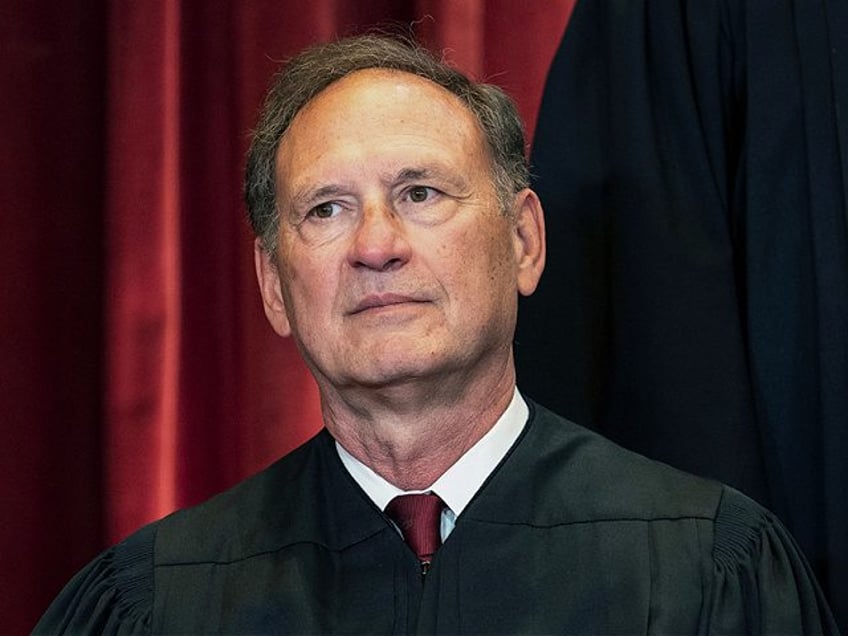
[444,233,513,308]
[478,224,516,280]
[278,253,334,325]
[289,270,335,315]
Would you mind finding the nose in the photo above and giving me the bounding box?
[348,200,411,271]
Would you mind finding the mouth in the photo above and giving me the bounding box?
[348,293,428,315]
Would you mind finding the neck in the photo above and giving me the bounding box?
[319,357,517,490]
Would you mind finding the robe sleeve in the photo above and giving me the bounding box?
[33,522,155,634]
[708,487,839,634]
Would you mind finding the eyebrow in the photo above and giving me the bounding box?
[288,184,351,213]
[388,165,469,192]
[394,167,430,183]
[287,164,471,211]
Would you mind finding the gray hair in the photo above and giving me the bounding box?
[245,34,530,255]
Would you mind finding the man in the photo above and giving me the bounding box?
[36,35,836,634]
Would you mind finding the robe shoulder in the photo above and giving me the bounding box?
[33,429,351,634]
[33,521,156,634]
[480,400,727,525]
[709,486,840,633]
[495,401,839,632]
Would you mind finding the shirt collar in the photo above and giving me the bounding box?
[336,388,528,515]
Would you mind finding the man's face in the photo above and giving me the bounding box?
[256,69,543,394]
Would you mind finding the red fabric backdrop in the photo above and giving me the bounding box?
[0,1,573,631]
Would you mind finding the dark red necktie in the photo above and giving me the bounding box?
[385,493,445,574]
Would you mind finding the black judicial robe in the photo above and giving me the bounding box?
[36,402,837,634]
[515,1,848,628]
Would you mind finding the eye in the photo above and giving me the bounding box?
[308,201,341,219]
[405,186,436,203]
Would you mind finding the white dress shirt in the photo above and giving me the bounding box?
[336,388,529,540]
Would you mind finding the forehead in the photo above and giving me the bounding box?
[296,67,478,132]
[275,69,486,175]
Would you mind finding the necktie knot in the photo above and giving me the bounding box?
[385,493,445,571]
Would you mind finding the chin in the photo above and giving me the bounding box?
[341,352,453,390]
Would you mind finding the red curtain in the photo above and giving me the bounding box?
[0,1,573,631]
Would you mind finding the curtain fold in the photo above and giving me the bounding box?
[105,0,184,538]
[1,2,572,631]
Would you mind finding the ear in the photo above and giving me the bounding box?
[254,238,292,337]
[510,189,546,296]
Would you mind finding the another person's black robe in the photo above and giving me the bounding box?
[515,1,848,627]
[36,402,836,633]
